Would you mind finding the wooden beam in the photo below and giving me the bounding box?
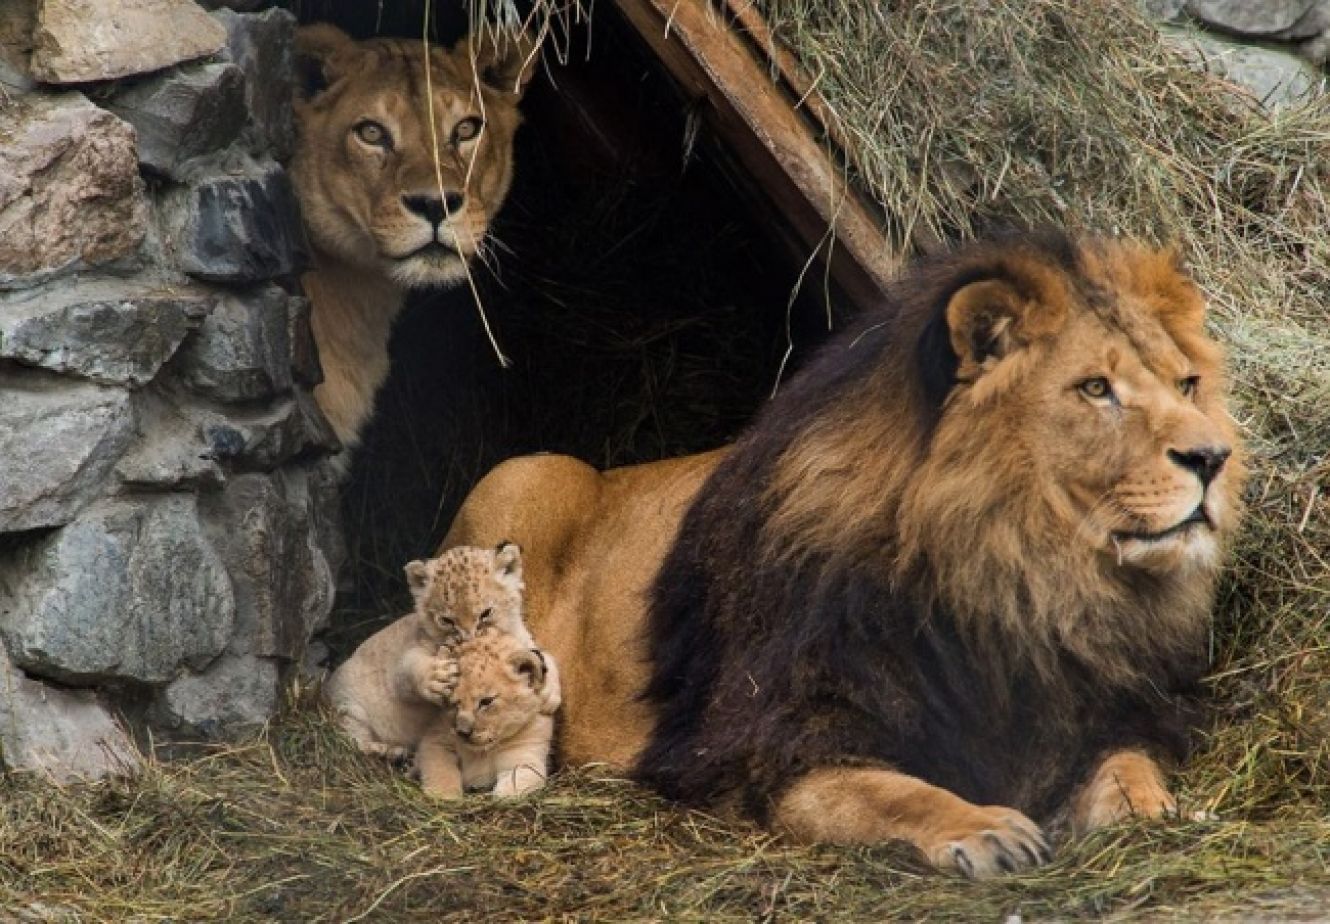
[611,0,900,313]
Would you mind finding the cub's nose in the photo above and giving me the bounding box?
[1167,445,1231,487]
[402,192,465,226]
[455,716,474,739]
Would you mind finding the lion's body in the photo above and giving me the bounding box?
[291,25,533,454]
[441,233,1243,876]
[417,632,556,799]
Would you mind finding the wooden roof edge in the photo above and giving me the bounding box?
[610,0,901,313]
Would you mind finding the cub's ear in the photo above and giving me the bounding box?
[461,29,539,97]
[510,648,547,689]
[294,23,359,102]
[493,541,523,583]
[404,560,430,601]
[944,270,1068,378]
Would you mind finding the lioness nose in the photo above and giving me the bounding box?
[1167,445,1231,486]
[402,193,465,226]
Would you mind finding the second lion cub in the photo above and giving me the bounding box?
[417,632,556,798]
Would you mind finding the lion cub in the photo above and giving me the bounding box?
[417,632,556,798]
[324,542,558,760]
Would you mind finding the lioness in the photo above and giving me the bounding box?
[440,233,1244,877]
[291,24,535,455]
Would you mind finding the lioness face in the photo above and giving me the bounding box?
[292,25,534,289]
[945,242,1242,571]
[450,639,546,749]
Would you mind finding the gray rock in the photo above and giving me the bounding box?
[1183,0,1330,39]
[174,285,293,402]
[1143,0,1186,20]
[165,165,309,284]
[213,8,297,162]
[0,495,235,685]
[0,650,141,779]
[219,392,340,471]
[1165,26,1326,108]
[0,377,134,532]
[199,471,333,662]
[0,0,36,92]
[0,93,148,291]
[107,62,247,179]
[0,279,214,386]
[287,295,323,387]
[115,392,225,490]
[29,0,227,83]
[153,653,280,737]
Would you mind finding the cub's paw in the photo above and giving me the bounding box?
[924,805,1051,879]
[418,656,460,705]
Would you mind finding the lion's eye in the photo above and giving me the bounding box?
[478,607,493,624]
[353,120,391,148]
[1077,377,1114,401]
[1178,375,1200,399]
[452,116,484,145]
[477,696,496,710]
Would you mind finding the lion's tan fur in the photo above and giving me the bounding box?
[291,24,534,453]
[416,633,556,799]
[439,238,1243,869]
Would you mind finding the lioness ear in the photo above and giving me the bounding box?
[945,274,1067,378]
[294,23,358,102]
[462,30,539,97]
[404,560,430,601]
[510,649,546,689]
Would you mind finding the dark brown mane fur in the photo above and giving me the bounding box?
[638,231,1224,827]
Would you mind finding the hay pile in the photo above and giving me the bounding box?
[3,0,1329,918]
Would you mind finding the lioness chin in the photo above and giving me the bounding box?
[290,23,535,460]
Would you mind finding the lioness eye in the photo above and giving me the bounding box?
[452,116,483,144]
[1178,375,1200,399]
[1077,377,1113,401]
[353,120,391,148]
[477,696,496,710]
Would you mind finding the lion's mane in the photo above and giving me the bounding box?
[639,231,1236,825]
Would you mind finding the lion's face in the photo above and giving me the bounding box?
[291,24,534,289]
[449,635,546,750]
[940,241,1242,574]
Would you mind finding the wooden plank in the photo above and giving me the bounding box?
[610,0,900,312]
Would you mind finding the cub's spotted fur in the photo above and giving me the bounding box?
[417,632,556,798]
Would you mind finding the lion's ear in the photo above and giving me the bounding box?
[462,30,539,97]
[294,23,358,102]
[404,560,430,602]
[509,648,547,689]
[945,275,1067,376]
[493,541,523,585]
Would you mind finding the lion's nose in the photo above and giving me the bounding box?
[455,716,474,738]
[402,192,465,226]
[1167,445,1231,486]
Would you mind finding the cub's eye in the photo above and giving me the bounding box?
[477,696,496,710]
[353,120,391,148]
[1077,377,1114,401]
[477,607,494,624]
[1178,375,1200,399]
[452,116,483,145]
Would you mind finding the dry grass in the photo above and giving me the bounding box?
[4,0,1329,919]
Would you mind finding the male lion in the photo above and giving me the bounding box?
[439,233,1244,877]
[291,24,535,454]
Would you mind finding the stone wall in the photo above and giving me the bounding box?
[0,0,340,778]
[1145,0,1329,107]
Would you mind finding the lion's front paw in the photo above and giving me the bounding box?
[418,655,460,705]
[1077,751,1177,833]
[924,805,1051,879]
